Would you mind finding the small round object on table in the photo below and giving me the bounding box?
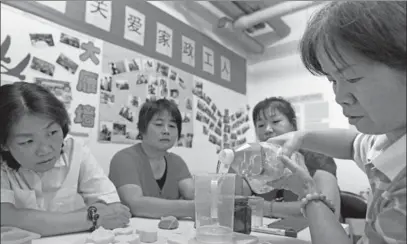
[158,216,179,230]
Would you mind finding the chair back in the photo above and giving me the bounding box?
[340,191,368,219]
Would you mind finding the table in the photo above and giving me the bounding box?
[33,217,349,244]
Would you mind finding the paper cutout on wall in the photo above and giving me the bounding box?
[77,70,98,94]
[124,6,146,46]
[85,1,112,31]
[80,41,101,65]
[1,35,30,80]
[74,104,96,128]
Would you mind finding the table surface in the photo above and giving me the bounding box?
[32,217,348,244]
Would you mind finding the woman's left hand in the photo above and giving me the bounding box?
[269,154,318,198]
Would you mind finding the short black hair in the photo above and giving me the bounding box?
[252,97,297,130]
[0,82,70,170]
[300,1,406,76]
[137,99,182,138]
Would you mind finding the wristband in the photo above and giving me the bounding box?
[87,205,100,232]
[300,193,335,218]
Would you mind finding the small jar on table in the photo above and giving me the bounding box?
[234,196,251,235]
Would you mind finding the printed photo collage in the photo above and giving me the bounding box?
[99,55,194,147]
[27,32,93,133]
[29,33,81,78]
[192,79,251,153]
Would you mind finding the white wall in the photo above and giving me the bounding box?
[246,26,370,194]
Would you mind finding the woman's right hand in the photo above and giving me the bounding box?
[267,131,305,157]
[93,202,131,230]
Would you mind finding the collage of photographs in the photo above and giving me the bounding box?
[98,54,194,147]
[27,31,94,134]
[193,79,251,153]
[29,32,82,78]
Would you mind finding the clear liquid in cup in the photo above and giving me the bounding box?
[196,225,233,244]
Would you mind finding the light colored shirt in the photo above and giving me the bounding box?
[1,137,120,213]
[353,133,406,244]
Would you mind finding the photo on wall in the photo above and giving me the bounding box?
[99,121,113,142]
[100,91,115,105]
[136,74,148,85]
[127,58,141,72]
[100,74,113,92]
[128,95,141,108]
[56,53,79,74]
[60,33,80,48]
[30,56,55,77]
[34,78,72,109]
[109,60,127,75]
[116,79,130,90]
[29,33,54,47]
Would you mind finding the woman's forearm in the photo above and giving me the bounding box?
[313,170,341,219]
[128,197,195,219]
[1,203,91,236]
[302,129,358,159]
[264,201,303,218]
[305,201,351,244]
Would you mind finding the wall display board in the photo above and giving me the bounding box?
[2,1,247,149]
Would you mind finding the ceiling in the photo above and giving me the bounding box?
[163,1,326,65]
[196,1,326,65]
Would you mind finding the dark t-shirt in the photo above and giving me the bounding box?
[109,143,192,199]
[232,150,337,202]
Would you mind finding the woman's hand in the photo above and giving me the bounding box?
[93,202,131,230]
[267,131,305,157]
[271,154,318,198]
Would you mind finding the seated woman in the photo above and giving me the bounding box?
[231,97,341,219]
[109,99,195,219]
[0,82,131,236]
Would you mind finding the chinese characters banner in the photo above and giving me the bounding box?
[202,46,214,75]
[6,0,247,95]
[85,1,112,32]
[124,6,145,46]
[155,22,173,58]
[181,35,195,68]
